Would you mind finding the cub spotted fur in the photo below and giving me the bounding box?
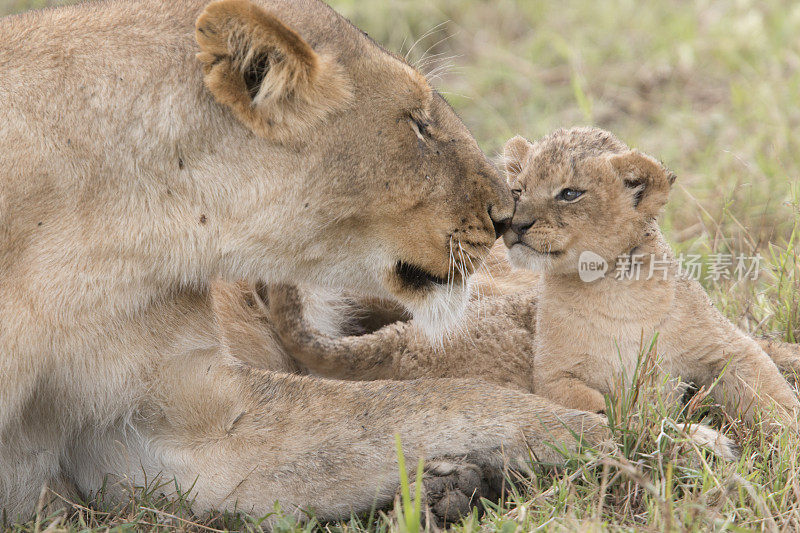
[267,128,800,448]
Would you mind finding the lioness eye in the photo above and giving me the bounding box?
[557,188,584,202]
[511,188,522,200]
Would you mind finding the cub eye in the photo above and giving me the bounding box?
[557,188,584,202]
[409,117,430,141]
[511,188,522,200]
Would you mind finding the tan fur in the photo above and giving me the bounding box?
[0,1,622,524]
[195,0,353,142]
[264,129,800,459]
[505,128,799,430]
[757,338,800,386]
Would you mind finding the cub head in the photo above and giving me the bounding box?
[501,127,675,275]
[194,0,512,336]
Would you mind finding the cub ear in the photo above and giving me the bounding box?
[503,135,532,181]
[609,150,676,219]
[196,0,353,142]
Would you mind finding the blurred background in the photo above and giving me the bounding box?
[3,0,799,337]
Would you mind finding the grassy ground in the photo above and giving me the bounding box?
[3,0,800,530]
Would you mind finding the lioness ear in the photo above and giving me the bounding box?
[609,150,676,218]
[503,135,532,181]
[196,0,353,141]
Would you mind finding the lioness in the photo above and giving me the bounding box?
[266,128,800,445]
[0,0,612,523]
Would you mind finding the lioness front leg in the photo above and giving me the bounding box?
[73,348,609,525]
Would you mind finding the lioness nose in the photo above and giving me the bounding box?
[512,219,535,235]
[492,215,511,239]
[485,168,515,228]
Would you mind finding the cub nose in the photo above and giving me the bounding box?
[511,219,535,235]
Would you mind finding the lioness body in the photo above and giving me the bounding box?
[1,0,613,522]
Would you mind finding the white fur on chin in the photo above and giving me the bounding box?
[507,244,553,271]
[408,281,472,343]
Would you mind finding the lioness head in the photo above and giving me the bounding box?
[194,0,513,334]
[501,127,675,274]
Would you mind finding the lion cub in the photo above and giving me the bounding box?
[267,128,800,436]
[501,127,799,429]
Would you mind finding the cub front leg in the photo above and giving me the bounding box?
[73,347,609,524]
[535,375,608,414]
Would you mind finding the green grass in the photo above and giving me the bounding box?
[3,0,800,530]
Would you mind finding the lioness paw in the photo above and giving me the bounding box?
[400,459,501,529]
